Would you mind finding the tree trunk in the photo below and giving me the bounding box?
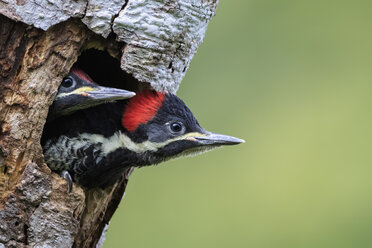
[0,1,218,247]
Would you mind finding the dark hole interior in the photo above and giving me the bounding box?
[74,49,139,92]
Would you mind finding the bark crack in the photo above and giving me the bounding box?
[82,0,90,19]
[109,0,129,36]
[23,223,29,245]
[168,43,183,73]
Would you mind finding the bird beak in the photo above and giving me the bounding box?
[187,132,245,146]
[79,86,136,101]
[48,86,135,121]
[158,131,244,159]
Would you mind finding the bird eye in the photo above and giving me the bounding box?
[169,122,184,134]
[61,77,74,88]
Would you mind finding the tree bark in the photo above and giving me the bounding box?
[0,1,218,247]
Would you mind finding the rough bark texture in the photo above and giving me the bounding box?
[0,0,218,247]
[0,0,218,93]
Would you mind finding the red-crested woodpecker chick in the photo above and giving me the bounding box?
[42,90,244,189]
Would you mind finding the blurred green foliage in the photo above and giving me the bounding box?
[104,1,372,247]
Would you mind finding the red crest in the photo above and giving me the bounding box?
[122,91,165,132]
[70,66,94,83]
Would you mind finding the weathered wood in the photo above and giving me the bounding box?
[0,0,219,93]
[0,16,131,248]
[0,16,87,248]
[0,0,218,246]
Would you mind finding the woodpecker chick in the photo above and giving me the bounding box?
[47,67,135,121]
[42,91,244,188]
[46,67,134,191]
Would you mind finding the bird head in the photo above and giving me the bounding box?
[48,67,135,121]
[120,91,244,164]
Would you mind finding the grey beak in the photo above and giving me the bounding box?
[193,132,245,146]
[87,86,136,101]
[47,86,135,121]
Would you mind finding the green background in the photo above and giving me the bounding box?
[104,1,372,247]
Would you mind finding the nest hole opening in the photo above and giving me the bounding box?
[41,49,144,142]
[74,49,139,92]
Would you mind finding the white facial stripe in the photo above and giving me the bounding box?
[79,131,206,154]
[56,87,96,98]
